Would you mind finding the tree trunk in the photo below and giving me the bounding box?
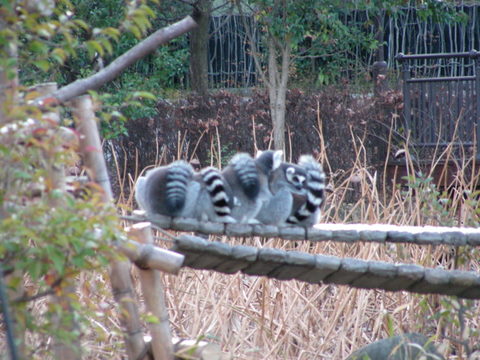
[0,16,19,125]
[267,38,290,151]
[189,0,211,94]
[374,9,385,62]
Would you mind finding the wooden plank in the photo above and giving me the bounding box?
[214,245,258,274]
[242,248,287,276]
[170,236,480,299]
[323,258,369,285]
[144,215,480,247]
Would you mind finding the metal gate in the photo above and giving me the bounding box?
[396,51,480,159]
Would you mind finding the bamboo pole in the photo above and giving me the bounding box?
[70,95,146,360]
[116,238,184,275]
[35,83,81,360]
[126,222,174,360]
[1,15,23,355]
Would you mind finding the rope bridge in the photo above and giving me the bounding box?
[139,214,480,300]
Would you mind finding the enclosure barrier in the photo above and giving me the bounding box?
[396,50,480,158]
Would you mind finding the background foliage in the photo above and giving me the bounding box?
[0,0,163,356]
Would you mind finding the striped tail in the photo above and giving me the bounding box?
[288,155,326,224]
[230,153,259,199]
[165,161,194,213]
[201,167,232,218]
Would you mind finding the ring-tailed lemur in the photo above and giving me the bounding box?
[135,161,235,222]
[256,161,308,225]
[287,155,326,226]
[194,166,236,223]
[222,150,283,223]
[135,160,199,218]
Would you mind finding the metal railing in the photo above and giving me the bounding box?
[396,51,480,158]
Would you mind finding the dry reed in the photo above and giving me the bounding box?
[96,111,479,359]
[104,109,480,359]
[10,108,480,359]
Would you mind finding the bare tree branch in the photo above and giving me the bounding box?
[39,15,198,105]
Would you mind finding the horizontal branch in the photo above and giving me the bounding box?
[130,213,480,248]
[41,15,197,105]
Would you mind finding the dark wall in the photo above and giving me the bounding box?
[106,86,401,198]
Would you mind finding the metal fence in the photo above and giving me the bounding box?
[208,15,258,88]
[207,4,480,88]
[384,4,480,70]
[396,51,480,159]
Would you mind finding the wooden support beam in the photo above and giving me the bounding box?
[116,238,184,275]
[127,222,174,360]
[71,95,146,360]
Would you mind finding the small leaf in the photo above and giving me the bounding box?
[33,59,50,71]
[85,40,104,57]
[132,15,151,33]
[131,91,156,101]
[47,246,66,274]
[28,40,48,54]
[71,255,85,268]
[50,48,67,64]
[73,19,89,31]
[98,37,113,55]
[13,170,33,180]
[129,25,141,39]
[27,260,43,280]
[144,313,160,324]
[102,27,120,41]
[110,110,123,119]
[141,4,156,18]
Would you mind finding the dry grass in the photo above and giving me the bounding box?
[96,112,480,359]
[9,110,480,359]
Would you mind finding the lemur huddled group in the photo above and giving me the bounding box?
[135,150,326,227]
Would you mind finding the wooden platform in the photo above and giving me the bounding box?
[147,214,480,247]
[170,234,480,299]
[120,214,480,299]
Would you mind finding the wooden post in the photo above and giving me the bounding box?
[33,82,65,190]
[127,222,174,360]
[0,12,19,126]
[70,95,146,360]
[33,83,81,360]
[1,15,23,356]
[116,239,184,275]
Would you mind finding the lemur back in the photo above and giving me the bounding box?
[135,161,235,222]
[222,151,282,223]
[256,162,307,225]
[135,161,199,217]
